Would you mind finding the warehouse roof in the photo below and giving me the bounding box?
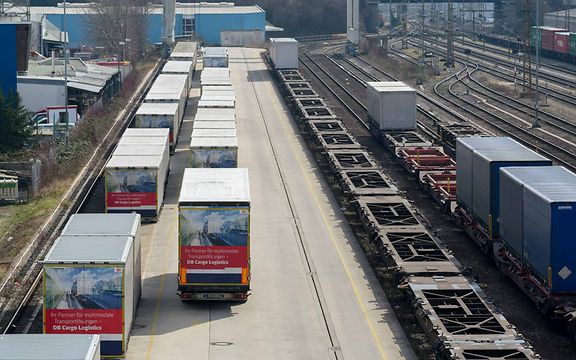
[44,235,132,263]
[179,168,250,203]
[0,334,100,360]
[20,3,264,17]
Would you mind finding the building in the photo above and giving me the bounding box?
[8,2,268,50]
[544,9,576,32]
[0,19,31,95]
[18,56,120,114]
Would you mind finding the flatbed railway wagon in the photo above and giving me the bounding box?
[178,168,251,301]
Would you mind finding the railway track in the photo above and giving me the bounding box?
[411,35,576,107]
[298,39,576,359]
[0,58,164,334]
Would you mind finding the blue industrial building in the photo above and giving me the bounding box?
[27,3,266,49]
[195,9,266,45]
[0,22,30,96]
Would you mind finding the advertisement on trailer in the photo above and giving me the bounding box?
[105,169,157,211]
[44,266,123,335]
[179,207,249,285]
[190,149,237,168]
[134,116,175,144]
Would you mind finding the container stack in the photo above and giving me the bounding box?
[203,47,229,68]
[192,52,238,168]
[367,81,417,131]
[455,137,552,237]
[0,335,101,360]
[499,166,576,292]
[43,232,137,357]
[269,38,299,69]
[105,129,170,220]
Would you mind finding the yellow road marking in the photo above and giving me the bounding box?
[259,65,391,360]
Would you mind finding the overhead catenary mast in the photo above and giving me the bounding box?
[347,0,360,54]
[162,0,176,57]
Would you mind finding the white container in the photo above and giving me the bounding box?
[201,67,230,78]
[195,108,236,122]
[61,214,142,317]
[193,121,236,130]
[367,81,417,130]
[200,79,232,87]
[162,60,194,90]
[145,74,188,119]
[202,85,234,92]
[43,235,136,358]
[198,99,235,108]
[0,334,100,360]
[134,103,180,148]
[105,154,168,220]
[170,41,197,61]
[191,128,237,138]
[203,54,229,68]
[177,168,251,300]
[202,89,236,98]
[189,136,239,168]
[270,38,299,69]
[117,135,169,149]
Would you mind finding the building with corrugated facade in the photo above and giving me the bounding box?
[7,2,267,48]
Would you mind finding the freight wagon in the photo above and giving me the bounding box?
[178,168,251,301]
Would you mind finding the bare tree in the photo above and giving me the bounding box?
[86,0,150,61]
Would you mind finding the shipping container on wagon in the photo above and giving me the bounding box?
[201,67,230,79]
[104,154,168,220]
[43,235,137,358]
[202,89,236,99]
[540,26,568,51]
[554,32,570,53]
[193,121,236,130]
[170,41,198,62]
[133,105,181,149]
[178,168,251,301]
[201,93,236,103]
[269,38,299,69]
[0,334,101,360]
[119,129,170,158]
[522,179,576,292]
[61,214,142,316]
[499,166,575,262]
[191,128,237,138]
[195,107,236,122]
[456,137,551,238]
[367,81,417,131]
[202,85,234,93]
[570,33,576,56]
[189,137,238,168]
[162,60,194,90]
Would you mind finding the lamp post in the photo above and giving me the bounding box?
[63,0,70,146]
[118,41,125,90]
[532,0,541,128]
[125,38,131,62]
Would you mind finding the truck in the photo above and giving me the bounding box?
[177,168,251,301]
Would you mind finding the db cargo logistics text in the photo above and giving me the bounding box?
[44,266,123,335]
[179,207,249,284]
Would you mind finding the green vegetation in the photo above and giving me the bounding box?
[0,90,33,153]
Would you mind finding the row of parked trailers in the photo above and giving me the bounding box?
[271,59,542,358]
[27,43,251,359]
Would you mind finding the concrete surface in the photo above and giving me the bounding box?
[125,48,416,360]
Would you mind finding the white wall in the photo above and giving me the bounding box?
[17,79,65,113]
